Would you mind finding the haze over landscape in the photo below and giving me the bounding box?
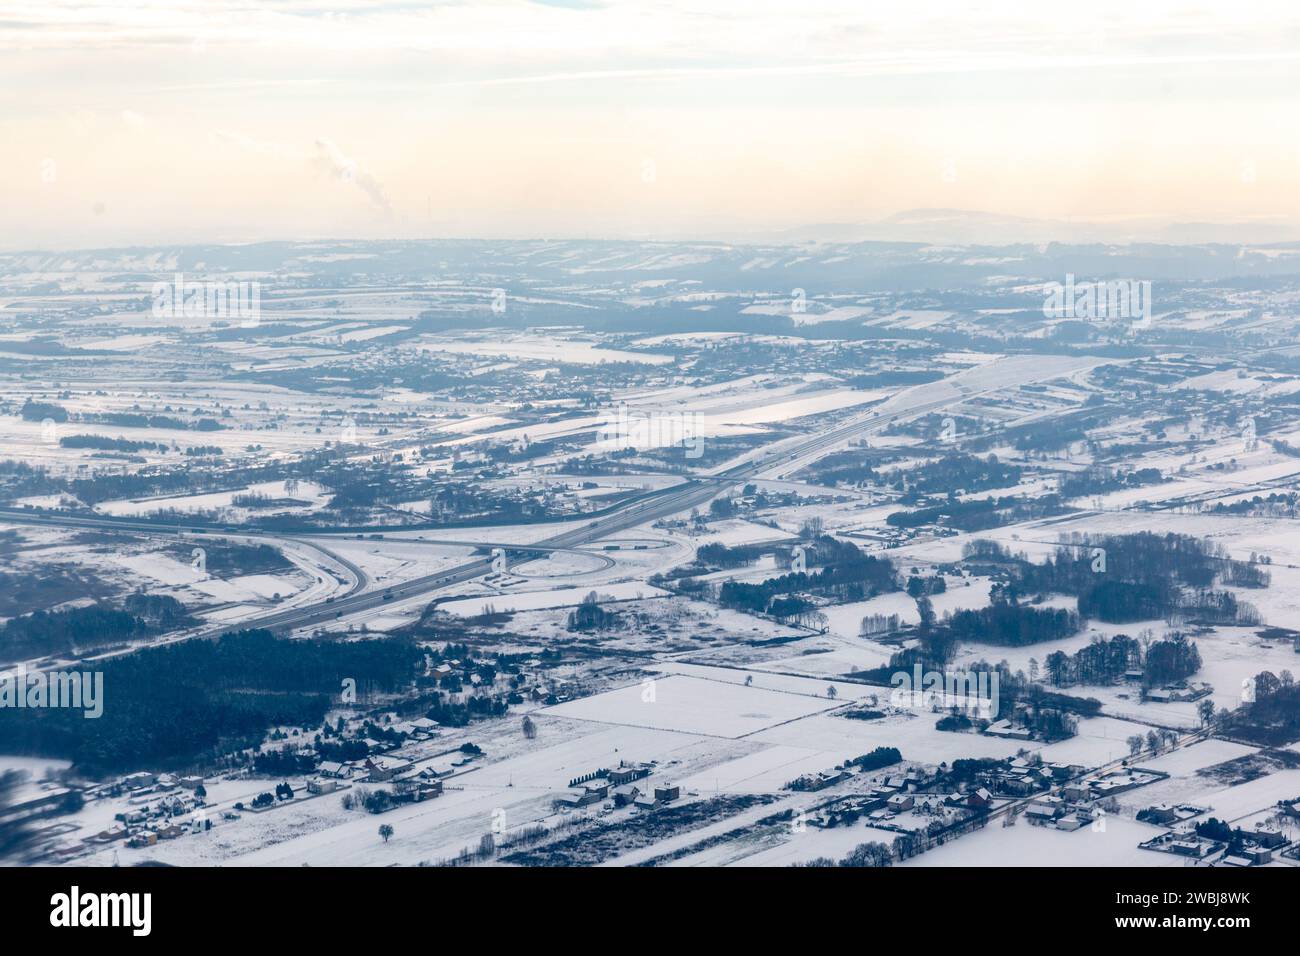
[5,0,1300,246]
[2,3,1300,920]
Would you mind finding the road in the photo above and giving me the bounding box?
[1,353,1107,648]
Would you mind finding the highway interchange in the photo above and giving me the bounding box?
[0,354,1103,663]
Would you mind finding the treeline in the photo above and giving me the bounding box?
[883,453,1023,498]
[797,451,1021,496]
[844,369,944,389]
[796,446,909,487]
[0,595,197,662]
[946,598,1078,647]
[844,746,902,772]
[425,691,510,727]
[1221,670,1300,746]
[59,435,167,453]
[0,629,423,772]
[962,533,1267,625]
[886,494,1070,532]
[905,574,947,598]
[165,542,293,577]
[19,400,68,422]
[856,644,1102,730]
[123,593,195,629]
[18,400,224,433]
[0,603,154,662]
[1058,466,1165,498]
[84,412,212,431]
[1211,491,1300,518]
[1042,632,1201,688]
[695,542,770,569]
[961,405,1123,455]
[718,537,897,614]
[567,593,623,632]
[9,442,346,509]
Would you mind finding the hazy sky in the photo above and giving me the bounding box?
[3,0,1300,248]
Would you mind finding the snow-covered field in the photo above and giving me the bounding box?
[543,672,851,739]
[439,582,670,617]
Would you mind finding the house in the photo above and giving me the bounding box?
[553,788,602,810]
[1242,847,1274,865]
[1026,796,1063,822]
[984,720,1033,740]
[120,772,156,790]
[581,779,611,800]
[318,761,350,779]
[85,825,128,845]
[1146,682,1212,703]
[966,787,993,810]
[553,791,586,810]
[364,757,412,781]
[408,717,439,737]
[1048,763,1085,781]
[608,765,649,786]
[1249,827,1288,849]
[306,777,339,795]
[1002,775,1039,796]
[816,770,850,789]
[155,823,185,840]
[904,769,930,789]
[654,784,680,803]
[886,794,914,813]
[128,831,158,848]
[392,773,442,802]
[1167,839,1213,858]
[1137,804,1180,826]
[633,793,659,811]
[178,776,205,791]
[611,784,641,807]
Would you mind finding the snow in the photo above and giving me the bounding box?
[438,583,670,617]
[543,673,850,739]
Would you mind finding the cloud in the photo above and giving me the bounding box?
[311,137,391,214]
[209,130,393,215]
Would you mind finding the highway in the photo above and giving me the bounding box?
[0,355,1104,649]
[0,397,905,646]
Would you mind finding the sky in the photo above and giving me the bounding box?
[3,0,1300,249]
